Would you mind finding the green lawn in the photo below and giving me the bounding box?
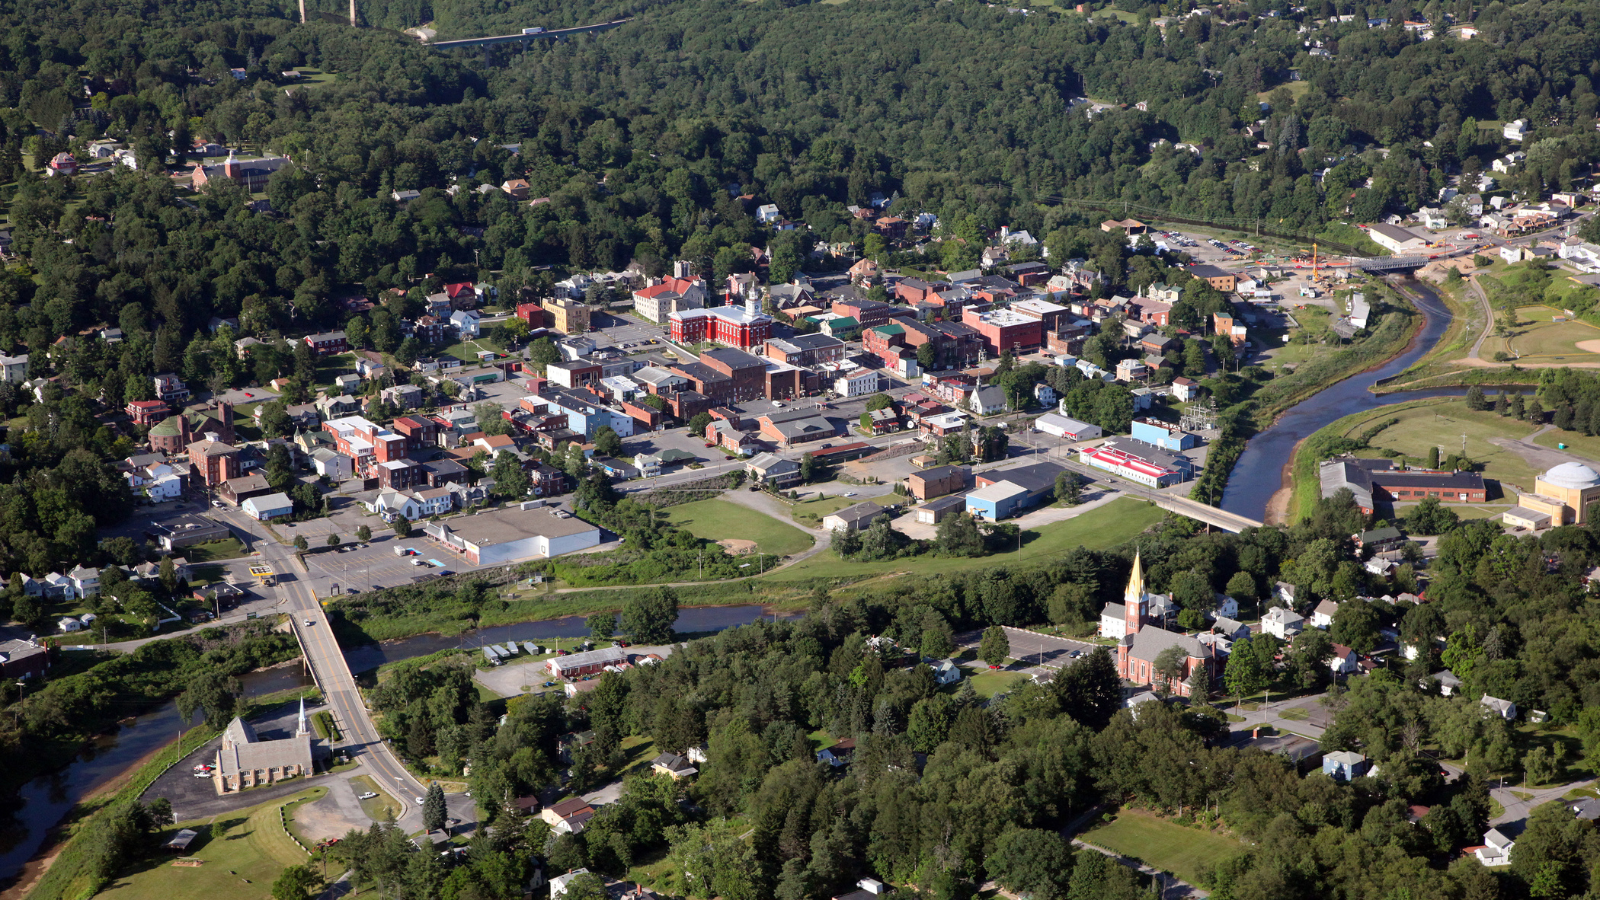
[956,669,1027,699]
[1533,427,1600,460]
[664,499,815,556]
[351,774,404,822]
[440,335,507,365]
[790,492,900,528]
[184,538,249,563]
[1482,305,1600,364]
[768,497,1165,581]
[102,788,321,900]
[1326,397,1539,493]
[1082,811,1247,885]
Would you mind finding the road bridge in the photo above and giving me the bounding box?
[1348,255,1431,272]
[1150,494,1263,533]
[429,18,632,48]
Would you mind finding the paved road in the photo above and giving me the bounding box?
[1468,274,1494,360]
[243,524,429,831]
[1491,776,1596,826]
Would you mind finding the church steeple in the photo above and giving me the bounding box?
[1124,552,1145,637]
[297,697,308,736]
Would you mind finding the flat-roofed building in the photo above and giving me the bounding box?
[424,504,602,566]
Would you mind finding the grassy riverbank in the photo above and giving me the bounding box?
[23,684,321,900]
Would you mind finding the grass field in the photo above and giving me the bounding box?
[1482,305,1600,364]
[957,669,1026,699]
[769,497,1165,581]
[789,492,900,528]
[184,538,248,563]
[1533,427,1600,460]
[1083,811,1246,885]
[1327,397,1539,493]
[103,788,321,900]
[664,499,814,556]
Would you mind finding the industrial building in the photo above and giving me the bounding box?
[424,504,602,566]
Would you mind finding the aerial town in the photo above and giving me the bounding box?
[7,0,1600,899]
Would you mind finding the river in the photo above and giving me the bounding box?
[1220,279,1463,521]
[0,603,783,889]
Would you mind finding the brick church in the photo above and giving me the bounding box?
[1112,553,1218,698]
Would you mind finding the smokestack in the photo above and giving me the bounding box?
[299,0,306,22]
[349,0,357,26]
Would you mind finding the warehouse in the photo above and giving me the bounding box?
[424,504,602,566]
[1035,412,1102,442]
[966,481,1030,521]
[546,646,628,679]
[1079,437,1192,488]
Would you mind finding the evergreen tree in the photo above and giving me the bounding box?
[422,783,447,833]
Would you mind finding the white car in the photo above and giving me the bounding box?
[415,796,426,805]
[304,619,314,626]
[358,792,378,800]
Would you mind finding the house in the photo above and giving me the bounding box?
[1171,377,1198,401]
[1503,119,1528,142]
[242,492,294,521]
[823,502,886,533]
[971,385,1007,415]
[817,738,856,767]
[1310,599,1339,629]
[304,331,350,356]
[450,310,481,338]
[1481,694,1517,721]
[650,752,698,779]
[1476,828,1515,866]
[1428,670,1462,696]
[1328,643,1362,676]
[541,799,596,835]
[746,453,802,488]
[907,465,967,500]
[1323,750,1370,782]
[929,659,962,686]
[1262,606,1305,639]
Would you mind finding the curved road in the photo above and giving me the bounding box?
[253,533,429,830]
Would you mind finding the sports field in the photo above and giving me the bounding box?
[1082,810,1247,885]
[1331,398,1537,493]
[664,498,814,556]
[1482,305,1600,365]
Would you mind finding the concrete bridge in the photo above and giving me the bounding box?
[1151,494,1263,533]
[430,17,632,48]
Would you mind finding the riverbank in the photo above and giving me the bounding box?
[17,682,319,900]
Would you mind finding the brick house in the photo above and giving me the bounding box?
[304,331,350,356]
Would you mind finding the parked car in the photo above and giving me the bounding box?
[358,792,378,800]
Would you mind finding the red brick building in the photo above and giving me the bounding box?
[968,309,1044,356]
[516,303,547,328]
[188,438,240,488]
[764,334,846,367]
[126,399,168,428]
[668,306,772,350]
[392,416,440,453]
[304,331,350,355]
[698,349,766,403]
[830,298,912,329]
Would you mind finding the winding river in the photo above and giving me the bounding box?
[0,604,786,889]
[1220,279,1464,521]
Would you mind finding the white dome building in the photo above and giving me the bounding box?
[1508,461,1600,529]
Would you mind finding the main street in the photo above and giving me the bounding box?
[246,528,431,830]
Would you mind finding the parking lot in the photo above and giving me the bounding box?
[999,626,1103,670]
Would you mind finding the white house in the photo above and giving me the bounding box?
[68,565,100,599]
[1481,694,1517,721]
[1476,828,1515,866]
[1209,593,1239,620]
[57,617,82,633]
[971,385,1007,415]
[1262,606,1306,639]
[1329,644,1362,676]
[450,310,481,338]
[311,448,353,481]
[1503,119,1528,142]
[241,492,294,521]
[550,868,592,899]
[756,204,781,224]
[1310,599,1339,629]
[929,659,962,686]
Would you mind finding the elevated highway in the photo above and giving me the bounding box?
[429,17,632,48]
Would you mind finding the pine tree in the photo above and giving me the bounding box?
[1526,396,1545,423]
[1494,392,1508,415]
[422,783,447,833]
[1465,384,1487,410]
[1511,393,1525,419]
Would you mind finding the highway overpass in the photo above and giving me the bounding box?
[429,18,632,49]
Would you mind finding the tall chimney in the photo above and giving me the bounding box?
[299,0,306,22]
[349,0,357,26]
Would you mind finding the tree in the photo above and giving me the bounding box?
[798,452,818,483]
[294,535,309,551]
[920,611,956,658]
[917,341,937,371]
[556,872,608,900]
[988,828,1072,899]
[1225,571,1257,611]
[1329,600,1380,653]
[492,450,530,498]
[593,426,623,458]
[935,512,985,557]
[586,611,615,641]
[1224,637,1269,701]
[528,338,561,373]
[1054,648,1122,729]
[687,412,713,437]
[356,525,371,542]
[1465,384,1488,410]
[1152,645,1187,695]
[259,400,291,438]
[621,587,677,645]
[272,865,321,900]
[393,518,413,538]
[978,625,1010,666]
[422,783,447,833]
[1056,471,1082,506]
[326,533,340,548]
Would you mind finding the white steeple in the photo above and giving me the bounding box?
[297,697,308,736]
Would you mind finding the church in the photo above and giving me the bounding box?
[212,699,317,794]
[1110,553,1218,698]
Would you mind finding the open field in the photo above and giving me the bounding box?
[184,538,248,563]
[664,499,814,556]
[789,492,899,528]
[769,497,1165,581]
[1083,810,1247,885]
[1482,305,1600,365]
[1533,428,1600,460]
[955,669,1026,699]
[101,788,322,900]
[1324,398,1539,493]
